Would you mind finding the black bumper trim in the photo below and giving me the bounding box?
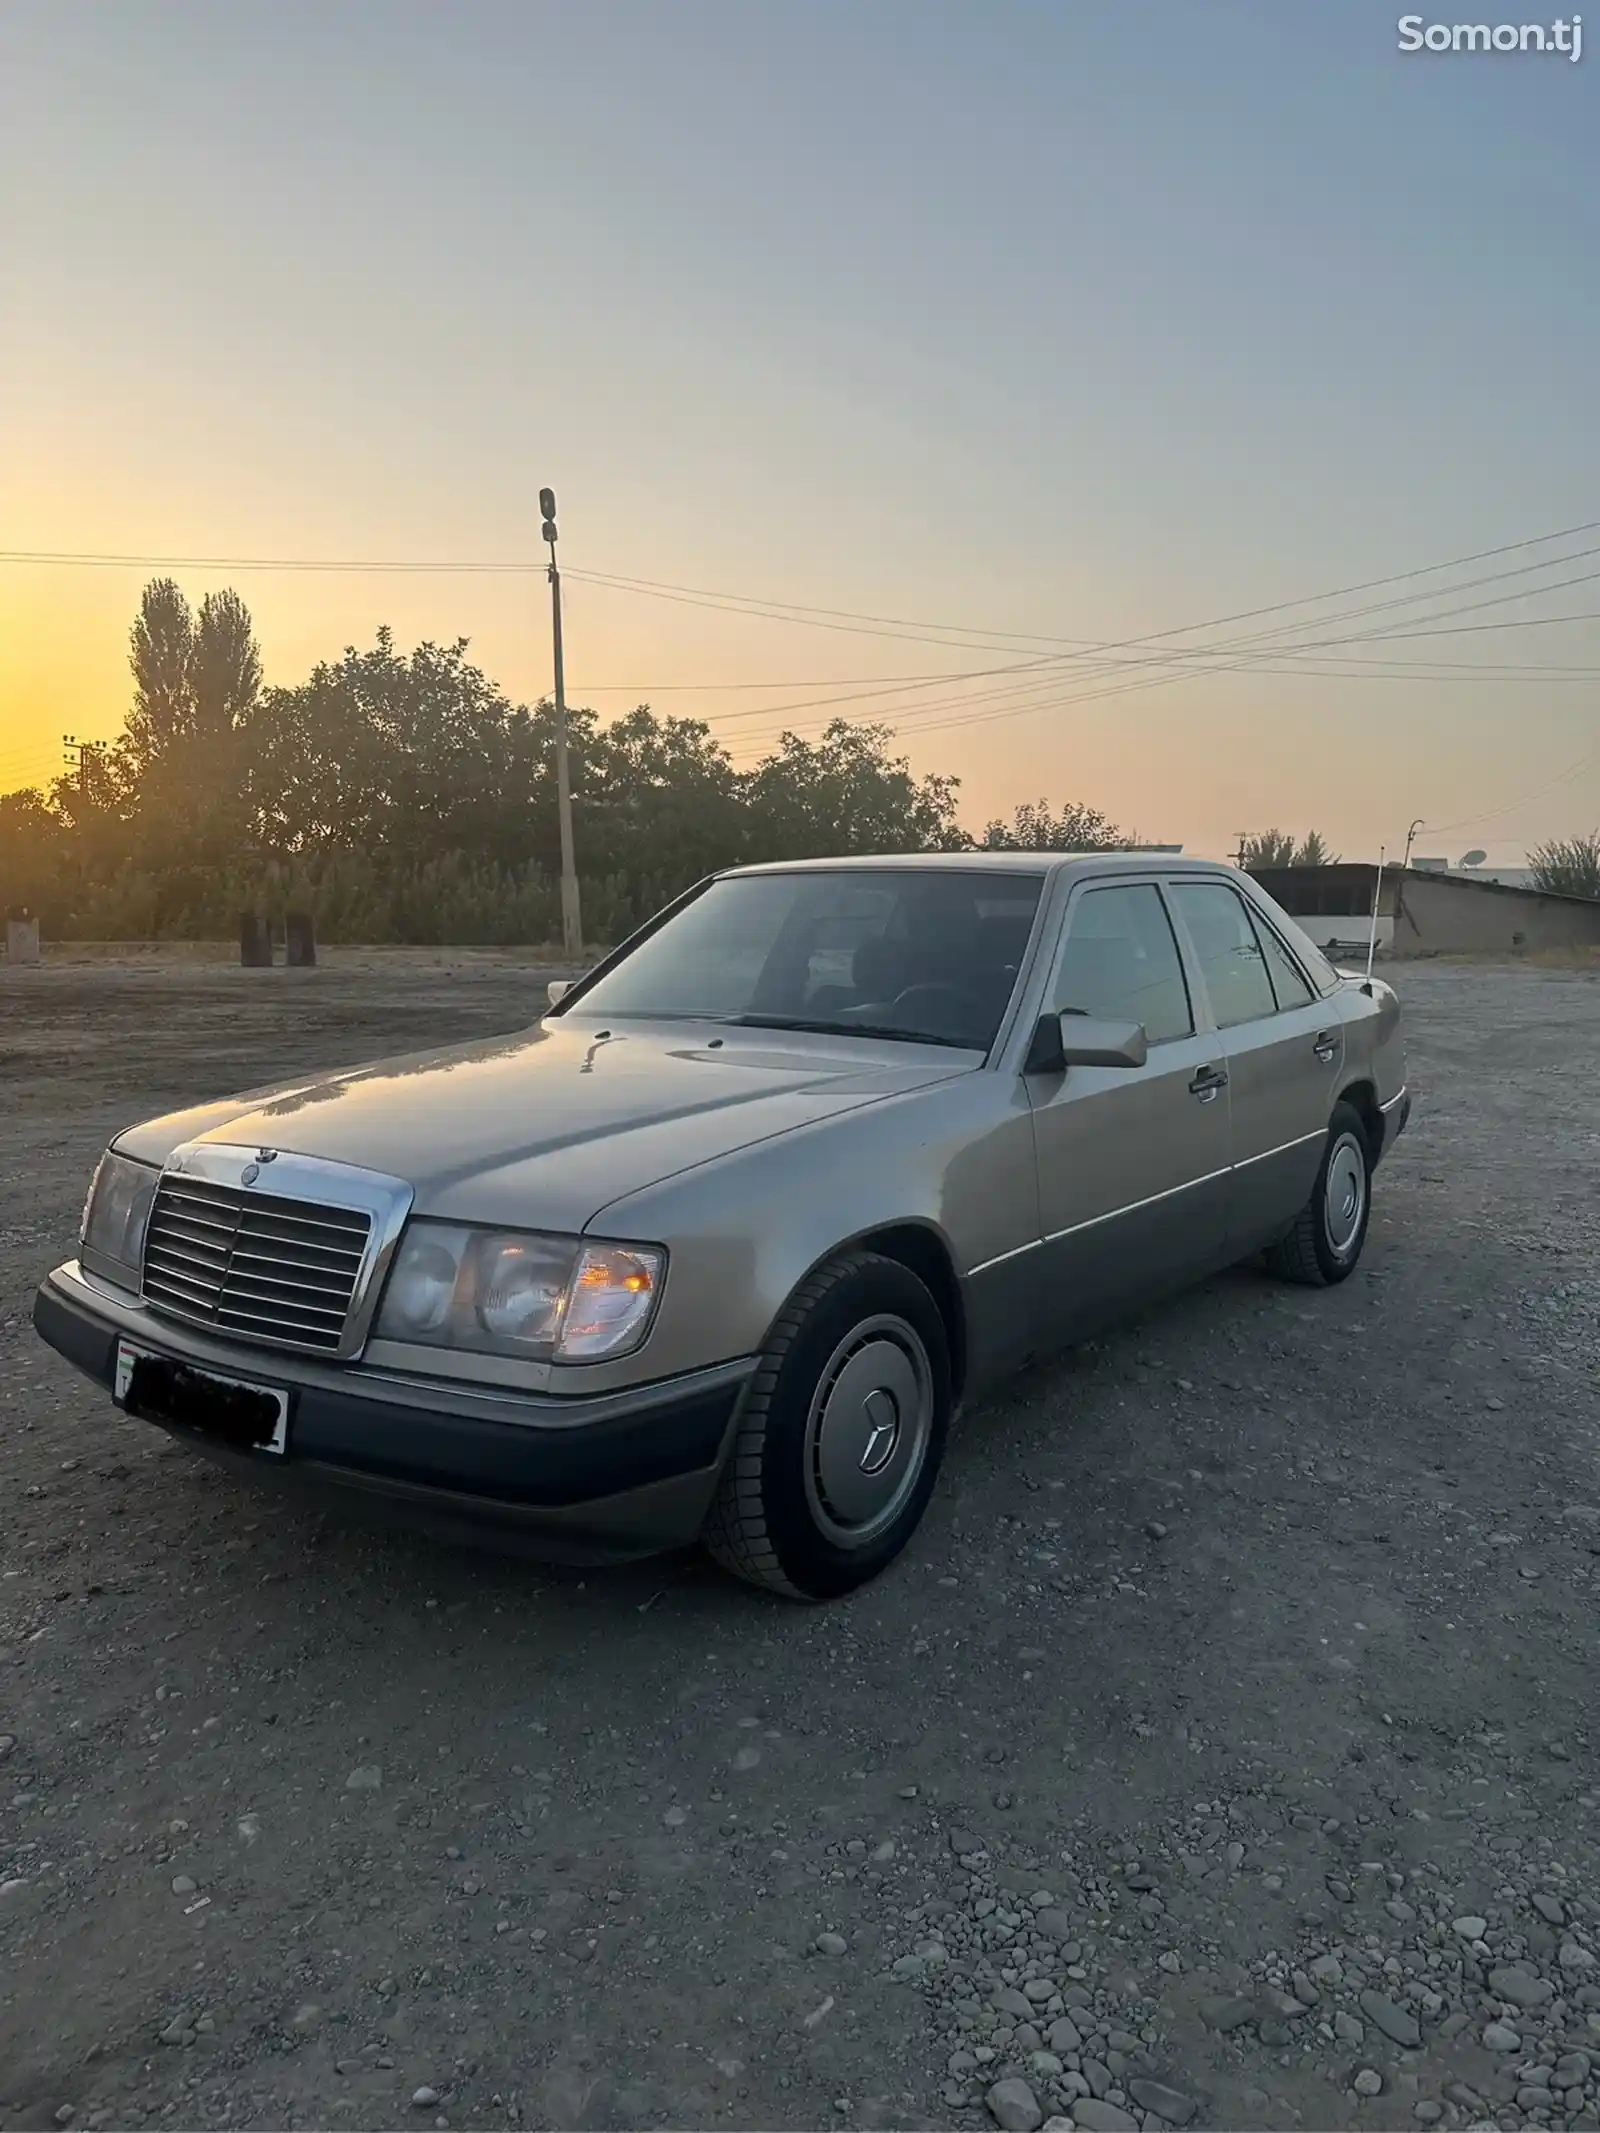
[33,1277,745,1510]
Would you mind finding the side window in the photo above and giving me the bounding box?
[1051,883,1193,1044]
[1170,882,1279,1029]
[1253,919,1315,1010]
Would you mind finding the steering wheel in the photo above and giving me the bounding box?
[890,982,986,1031]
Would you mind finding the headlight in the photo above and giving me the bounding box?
[375,1222,665,1364]
[80,1150,159,1290]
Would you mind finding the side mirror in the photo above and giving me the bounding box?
[1024,1012,1148,1074]
[547,979,572,1007]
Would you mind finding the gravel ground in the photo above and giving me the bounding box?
[1,954,1597,2133]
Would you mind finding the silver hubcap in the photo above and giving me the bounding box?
[1324,1132,1368,1255]
[803,1314,935,1549]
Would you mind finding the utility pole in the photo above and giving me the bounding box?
[540,487,583,960]
[1402,817,1424,872]
[1232,831,1250,869]
[62,734,106,806]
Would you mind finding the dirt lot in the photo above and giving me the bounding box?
[2,955,1598,2133]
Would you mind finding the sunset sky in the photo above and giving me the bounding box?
[4,0,1597,862]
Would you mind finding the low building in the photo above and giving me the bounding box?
[1246,863,1600,959]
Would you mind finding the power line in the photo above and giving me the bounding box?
[565,516,1600,644]
[1420,752,1599,836]
[5,512,1600,655]
[715,561,1600,751]
[617,550,1600,745]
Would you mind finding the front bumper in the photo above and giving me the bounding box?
[32,1264,755,1565]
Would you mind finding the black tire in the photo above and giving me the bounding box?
[702,1251,952,1601]
[1263,1100,1375,1287]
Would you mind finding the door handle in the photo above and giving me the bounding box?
[1313,1031,1339,1063]
[1188,1063,1228,1101]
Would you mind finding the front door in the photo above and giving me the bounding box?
[1165,878,1342,1255]
[1026,879,1234,1350]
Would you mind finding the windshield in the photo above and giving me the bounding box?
[560,869,1047,1050]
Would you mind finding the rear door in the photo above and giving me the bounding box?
[1026,878,1233,1348]
[1166,877,1342,1255]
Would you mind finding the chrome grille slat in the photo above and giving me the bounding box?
[142,1262,223,1307]
[220,1264,350,1306]
[144,1241,231,1283]
[152,1206,238,1244]
[226,1252,355,1295]
[142,1176,373,1353]
[145,1227,230,1266]
[217,1288,345,1322]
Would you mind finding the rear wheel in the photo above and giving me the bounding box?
[702,1251,952,1600]
[1263,1100,1374,1286]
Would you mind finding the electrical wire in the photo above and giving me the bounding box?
[1419,753,1598,836]
[715,561,1600,750]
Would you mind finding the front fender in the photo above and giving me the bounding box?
[548,1073,1039,1396]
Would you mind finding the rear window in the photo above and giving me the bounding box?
[1247,892,1340,996]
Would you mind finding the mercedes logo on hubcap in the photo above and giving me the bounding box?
[858,1387,901,1475]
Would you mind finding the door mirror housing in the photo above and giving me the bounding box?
[547,979,572,1007]
[1025,1011,1148,1074]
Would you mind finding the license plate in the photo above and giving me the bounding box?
[114,1340,290,1456]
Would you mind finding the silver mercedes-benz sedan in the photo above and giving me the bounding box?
[34,854,1409,1600]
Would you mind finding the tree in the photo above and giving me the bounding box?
[192,589,262,738]
[120,578,194,779]
[112,578,263,881]
[739,719,967,858]
[584,705,748,886]
[1529,830,1600,899]
[978,797,1127,851]
[1292,830,1339,866]
[248,629,545,865]
[1239,829,1338,867]
[1239,829,1296,868]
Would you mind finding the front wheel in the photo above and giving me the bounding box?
[702,1251,952,1600]
[1263,1100,1374,1287]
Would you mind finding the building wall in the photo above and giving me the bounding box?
[1294,913,1393,953]
[1392,872,1600,956]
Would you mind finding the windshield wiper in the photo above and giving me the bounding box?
[721,1014,976,1050]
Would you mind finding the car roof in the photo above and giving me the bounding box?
[722,852,1236,880]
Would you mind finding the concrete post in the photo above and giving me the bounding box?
[240,913,273,967]
[5,906,41,965]
[285,911,317,968]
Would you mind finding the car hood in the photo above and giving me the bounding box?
[113,1018,976,1233]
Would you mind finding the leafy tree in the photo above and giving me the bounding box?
[1292,830,1339,866]
[112,579,262,887]
[193,589,262,736]
[120,578,194,779]
[740,719,967,858]
[1238,828,1338,867]
[978,797,1128,851]
[584,705,749,886]
[1529,830,1600,899]
[247,630,546,865]
[2,590,1143,946]
[1239,829,1296,868]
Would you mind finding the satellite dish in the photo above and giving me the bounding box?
[1461,849,1487,868]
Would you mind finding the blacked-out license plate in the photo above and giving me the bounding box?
[114,1340,290,1455]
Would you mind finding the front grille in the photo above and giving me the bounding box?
[142,1176,372,1353]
